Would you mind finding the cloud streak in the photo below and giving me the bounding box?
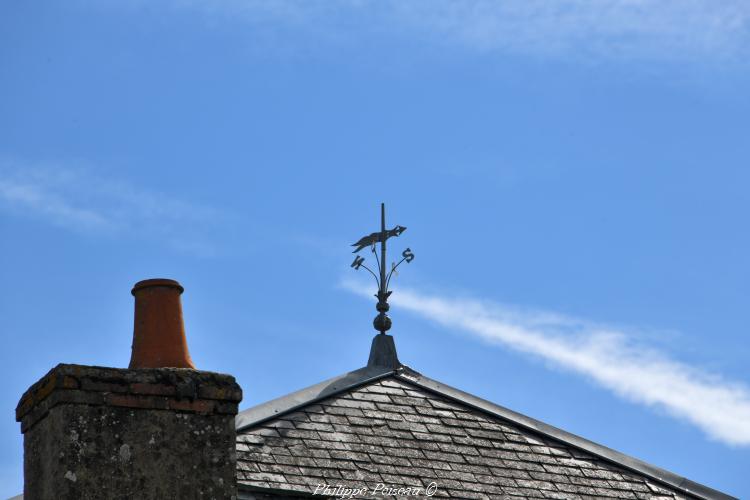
[0,177,110,231]
[392,0,750,63]
[169,0,750,64]
[343,281,750,446]
[0,160,226,255]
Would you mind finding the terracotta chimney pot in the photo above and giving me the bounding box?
[129,278,195,369]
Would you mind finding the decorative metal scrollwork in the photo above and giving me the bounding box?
[350,204,415,334]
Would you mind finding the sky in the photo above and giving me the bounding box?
[1,1,750,497]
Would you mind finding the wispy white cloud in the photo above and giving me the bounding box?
[391,0,750,63]
[0,177,110,231]
[343,280,750,446]
[0,160,226,255]
[165,0,750,64]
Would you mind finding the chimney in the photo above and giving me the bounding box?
[16,279,242,500]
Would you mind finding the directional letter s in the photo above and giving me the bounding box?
[402,248,415,263]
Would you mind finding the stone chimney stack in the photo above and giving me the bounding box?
[15,279,242,499]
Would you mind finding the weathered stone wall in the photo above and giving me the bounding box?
[17,363,242,500]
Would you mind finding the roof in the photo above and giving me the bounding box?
[235,334,736,500]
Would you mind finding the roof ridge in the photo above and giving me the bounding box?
[235,332,735,500]
[235,365,397,431]
[235,366,736,500]
[392,371,736,500]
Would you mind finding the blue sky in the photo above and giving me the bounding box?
[2,1,750,497]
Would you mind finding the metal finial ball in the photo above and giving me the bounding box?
[373,313,392,334]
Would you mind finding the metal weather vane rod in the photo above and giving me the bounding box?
[350,203,415,335]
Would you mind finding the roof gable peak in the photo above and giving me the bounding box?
[367,333,401,370]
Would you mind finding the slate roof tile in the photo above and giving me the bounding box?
[236,377,728,499]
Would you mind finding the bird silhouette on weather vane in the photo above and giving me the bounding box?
[350,203,415,335]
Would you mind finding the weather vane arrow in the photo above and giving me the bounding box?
[350,203,415,335]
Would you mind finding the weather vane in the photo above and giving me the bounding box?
[350,203,415,335]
